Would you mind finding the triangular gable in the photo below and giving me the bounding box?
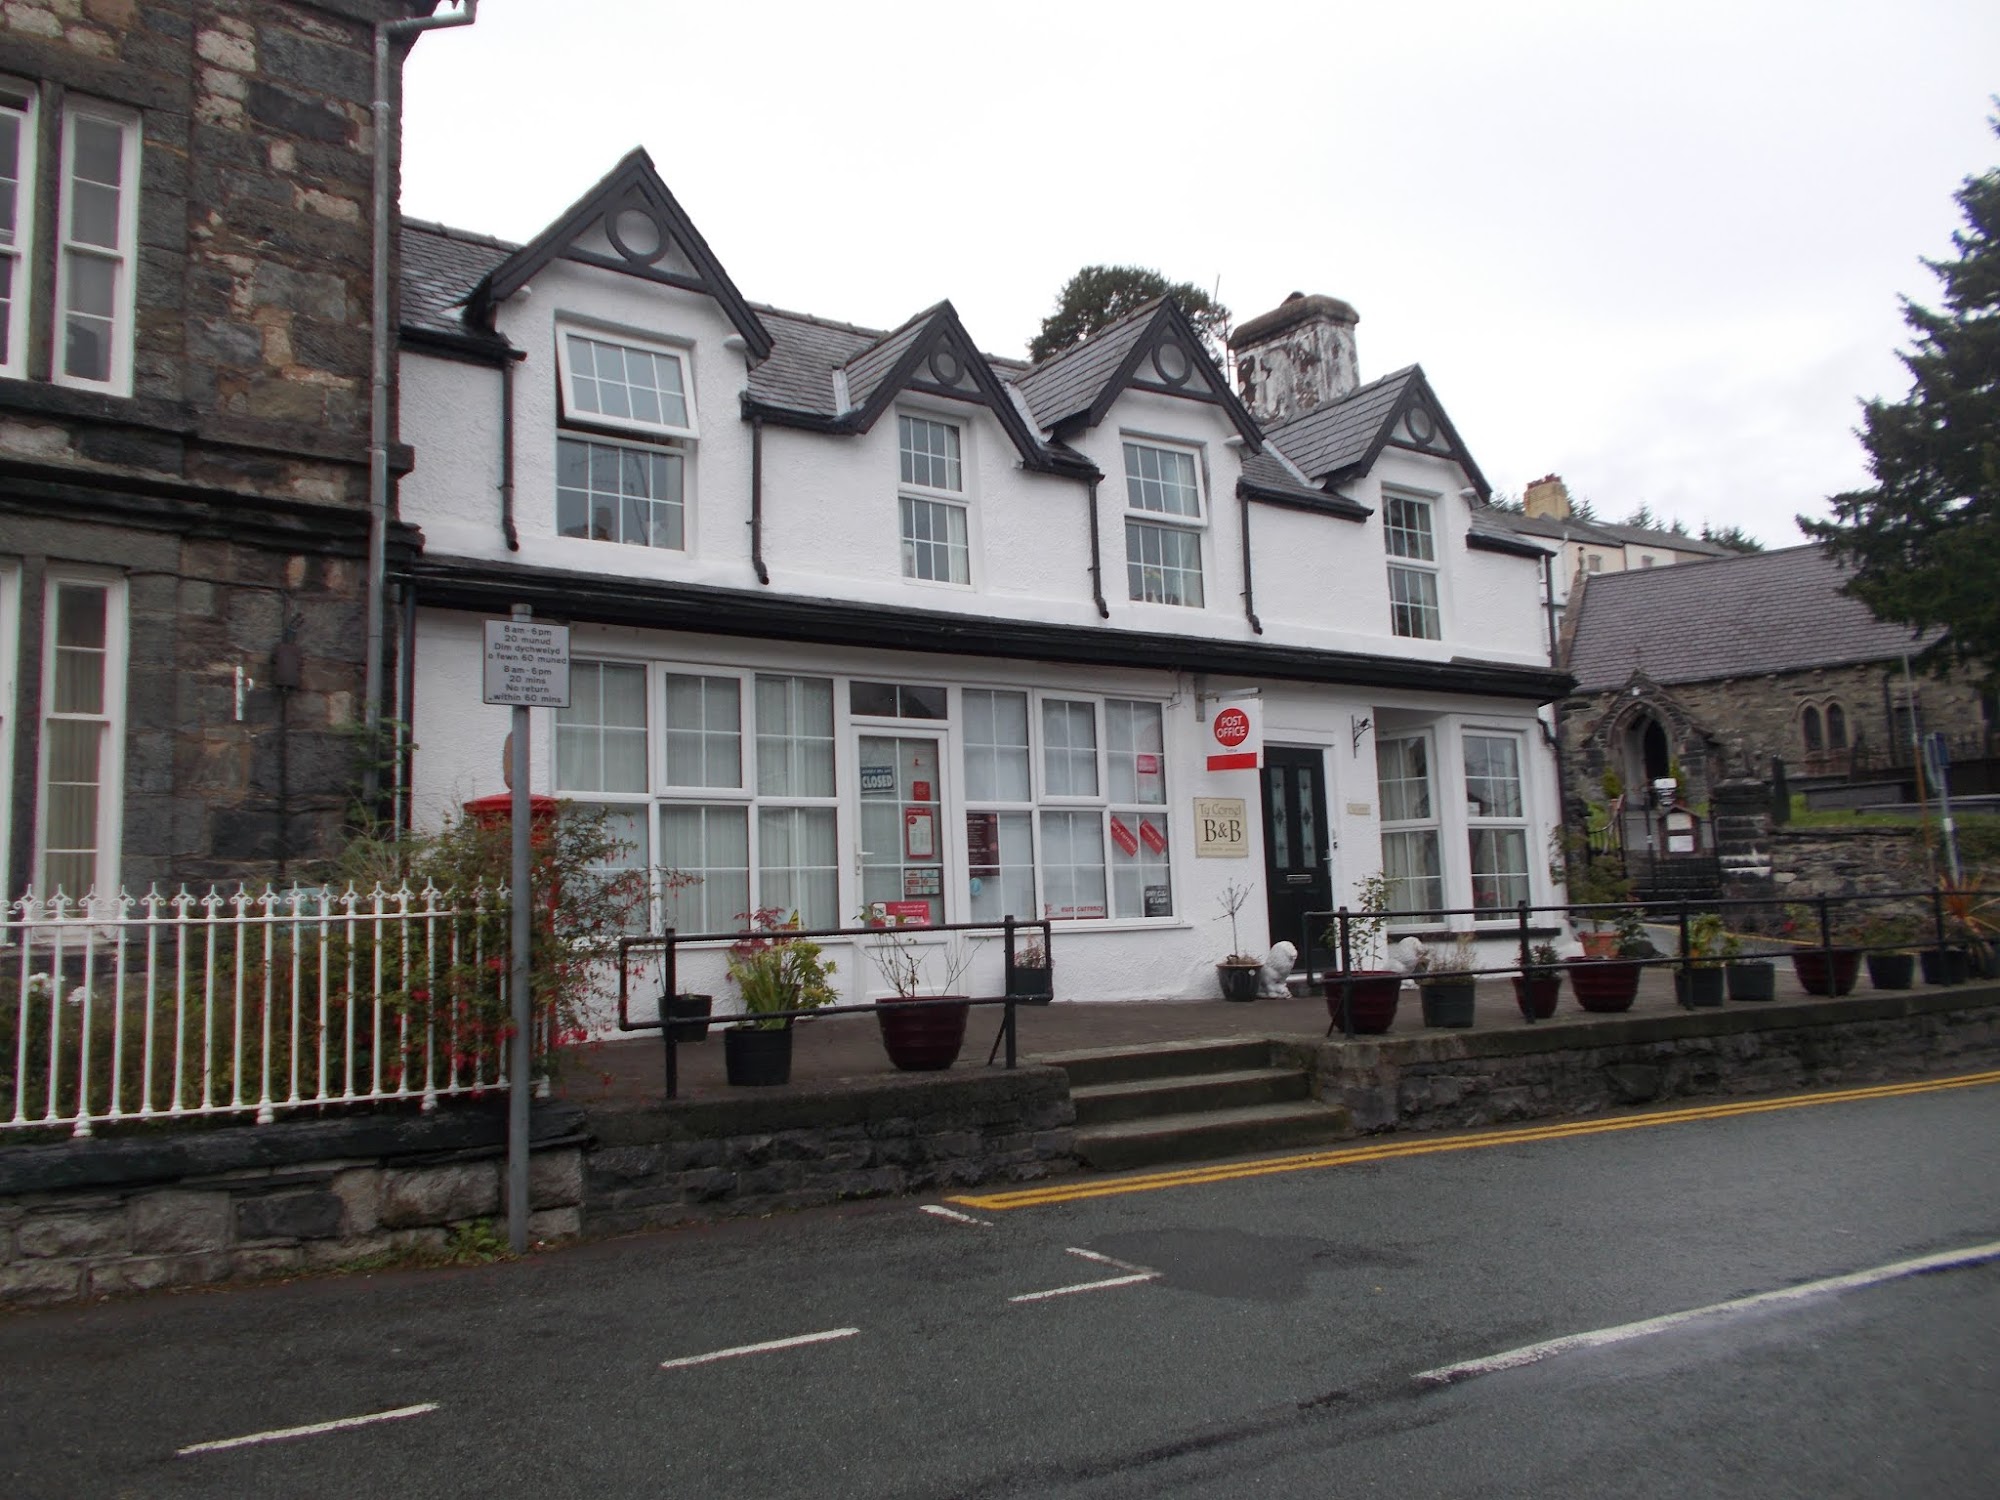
[469,148,772,359]
[840,301,1054,472]
[1076,300,1264,448]
[1342,366,1491,500]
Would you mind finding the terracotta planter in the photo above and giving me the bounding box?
[724,1023,793,1086]
[876,996,971,1071]
[1577,931,1621,960]
[1566,958,1641,1012]
[1216,961,1263,1003]
[1418,979,1477,1028]
[1674,967,1725,1008]
[1791,948,1862,997]
[1512,973,1562,1019]
[1865,952,1916,991]
[1323,972,1401,1034]
[1726,961,1776,1002]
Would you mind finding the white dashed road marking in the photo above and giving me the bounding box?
[1413,1239,2000,1389]
[921,1204,993,1227]
[177,1404,440,1456]
[1009,1272,1158,1304]
[660,1327,860,1370]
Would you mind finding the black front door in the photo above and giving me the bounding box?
[1261,746,1331,964]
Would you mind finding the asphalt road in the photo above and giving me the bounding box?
[4,1078,1998,1499]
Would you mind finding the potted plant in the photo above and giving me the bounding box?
[1512,941,1563,1019]
[1722,928,1776,1002]
[864,910,974,1071]
[1858,913,1919,991]
[1783,903,1862,996]
[1565,904,1649,1012]
[1323,872,1400,1034]
[1557,829,1635,960]
[1674,912,1726,1007]
[1415,933,1479,1028]
[1214,880,1264,1002]
[1006,935,1053,1001]
[723,908,839,1086]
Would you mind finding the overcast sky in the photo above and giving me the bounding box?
[400,0,1999,548]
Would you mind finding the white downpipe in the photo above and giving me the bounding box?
[367,3,479,809]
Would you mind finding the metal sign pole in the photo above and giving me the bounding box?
[508,603,532,1255]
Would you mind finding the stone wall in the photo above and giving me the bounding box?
[1320,988,2000,1133]
[0,1068,1080,1308]
[585,1067,1080,1236]
[0,1103,585,1308]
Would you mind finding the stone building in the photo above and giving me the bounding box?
[1559,543,1996,851]
[0,1,461,900]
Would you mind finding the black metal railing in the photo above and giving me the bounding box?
[1299,888,1995,1040]
[615,915,1054,1099]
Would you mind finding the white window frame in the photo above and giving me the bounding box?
[34,572,127,900]
[1121,439,1207,609]
[52,99,140,396]
[1463,730,1532,918]
[0,561,18,898]
[1376,730,1442,922]
[0,79,38,382]
[1384,489,1442,640]
[555,432,688,552]
[959,690,1176,925]
[897,411,971,587]
[555,323,698,441]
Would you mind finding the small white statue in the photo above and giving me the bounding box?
[1258,940,1298,998]
[1385,935,1427,977]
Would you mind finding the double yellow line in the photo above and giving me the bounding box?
[947,1068,2000,1211]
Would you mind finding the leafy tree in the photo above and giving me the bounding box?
[1700,522,1765,554]
[1029,264,1230,365]
[1802,118,2000,683]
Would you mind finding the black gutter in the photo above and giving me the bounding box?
[1237,477,1372,523]
[397,323,516,366]
[740,396,1099,480]
[1467,528,1554,561]
[1085,476,1109,618]
[1239,488,1263,635]
[405,554,1575,703]
[750,414,769,584]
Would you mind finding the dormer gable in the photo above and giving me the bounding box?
[1265,364,1490,500]
[1014,299,1262,449]
[836,302,1052,471]
[467,148,772,360]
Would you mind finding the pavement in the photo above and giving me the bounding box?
[552,956,1947,1107]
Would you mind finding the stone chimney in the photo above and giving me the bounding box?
[1229,292,1360,426]
[1523,473,1573,520]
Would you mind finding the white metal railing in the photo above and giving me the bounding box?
[3,884,519,1138]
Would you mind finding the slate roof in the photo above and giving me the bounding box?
[1012,300,1161,431]
[1489,508,1733,557]
[1263,366,1419,481]
[401,220,514,340]
[1466,509,1552,558]
[1565,544,1937,691]
[840,307,939,414]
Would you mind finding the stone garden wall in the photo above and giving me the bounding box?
[1319,987,2000,1133]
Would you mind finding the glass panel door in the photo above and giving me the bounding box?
[858,734,944,926]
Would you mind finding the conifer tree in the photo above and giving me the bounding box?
[1802,118,2000,683]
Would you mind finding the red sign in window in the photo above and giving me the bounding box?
[1108,816,1140,856]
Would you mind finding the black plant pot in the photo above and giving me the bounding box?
[1419,979,1477,1028]
[1921,946,1971,986]
[724,1023,793,1086]
[1216,961,1262,1002]
[1674,968,1726,1008]
[663,992,714,1043]
[1725,961,1776,1002]
[1007,963,1054,1002]
[1865,952,1916,991]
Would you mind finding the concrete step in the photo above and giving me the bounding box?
[1074,1100,1354,1172]
[1037,1037,1281,1088]
[1071,1066,1311,1127]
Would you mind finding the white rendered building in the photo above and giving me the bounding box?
[394,154,1570,1005]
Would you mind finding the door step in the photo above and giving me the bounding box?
[1044,1039,1352,1172]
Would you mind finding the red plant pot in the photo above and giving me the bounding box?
[1512,974,1562,1019]
[876,997,971,1071]
[1791,948,1862,997]
[1565,958,1641,1013]
[1323,972,1402,1034]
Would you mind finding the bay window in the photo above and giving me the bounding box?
[1464,732,1530,913]
[1375,733,1441,918]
